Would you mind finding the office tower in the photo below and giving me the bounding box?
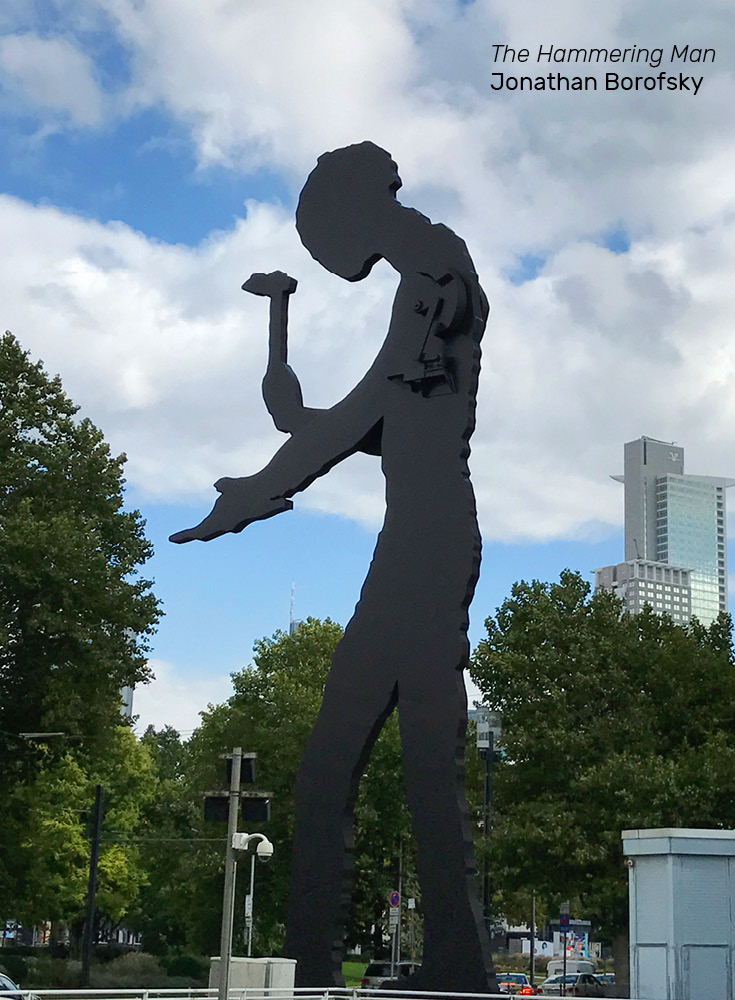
[595,436,732,626]
[121,685,134,719]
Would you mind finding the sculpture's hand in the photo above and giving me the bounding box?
[170,476,292,543]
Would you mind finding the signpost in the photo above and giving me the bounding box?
[407,898,416,966]
[244,892,253,953]
[560,902,570,996]
[389,891,400,978]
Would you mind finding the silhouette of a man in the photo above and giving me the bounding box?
[172,142,496,993]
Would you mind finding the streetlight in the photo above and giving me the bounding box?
[211,748,272,1000]
[232,832,275,956]
[475,708,502,936]
[18,732,67,738]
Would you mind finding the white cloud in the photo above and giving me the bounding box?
[133,658,235,735]
[3,1,735,545]
[0,33,105,125]
[5,185,735,544]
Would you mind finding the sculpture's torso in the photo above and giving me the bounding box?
[353,243,486,644]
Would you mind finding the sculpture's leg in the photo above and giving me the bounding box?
[398,658,498,994]
[284,628,397,986]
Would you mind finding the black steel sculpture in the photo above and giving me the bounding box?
[171,142,496,993]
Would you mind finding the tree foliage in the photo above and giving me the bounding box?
[0,331,160,750]
[470,569,735,941]
[0,332,161,928]
[126,726,199,954]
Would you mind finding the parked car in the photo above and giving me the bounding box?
[546,960,597,979]
[0,974,26,1000]
[361,961,420,988]
[538,972,605,997]
[497,971,534,994]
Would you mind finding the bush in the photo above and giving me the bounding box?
[161,954,208,981]
[93,943,129,964]
[24,957,81,989]
[88,952,207,988]
[0,956,27,983]
[89,953,169,988]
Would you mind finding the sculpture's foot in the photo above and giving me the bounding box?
[170,476,292,543]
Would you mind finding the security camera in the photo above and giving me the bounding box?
[256,837,274,862]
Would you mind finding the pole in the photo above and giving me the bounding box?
[218,748,242,1000]
[247,851,256,956]
[529,891,535,988]
[81,784,104,987]
[482,733,493,934]
[397,842,403,965]
[562,927,567,997]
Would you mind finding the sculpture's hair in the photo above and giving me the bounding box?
[296,142,401,280]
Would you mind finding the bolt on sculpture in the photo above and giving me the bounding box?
[171,141,496,993]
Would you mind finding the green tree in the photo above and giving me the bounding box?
[0,332,161,922]
[128,726,200,954]
[160,619,418,956]
[470,569,735,979]
[6,727,156,933]
[0,332,160,749]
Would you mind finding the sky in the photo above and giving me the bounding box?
[2,0,735,736]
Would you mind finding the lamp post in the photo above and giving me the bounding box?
[217,747,242,1000]
[231,832,275,957]
[475,708,502,937]
[81,784,104,987]
[205,747,271,1000]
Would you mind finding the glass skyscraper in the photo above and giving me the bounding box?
[595,436,732,626]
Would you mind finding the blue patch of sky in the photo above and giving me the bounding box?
[601,227,630,254]
[507,251,546,285]
[132,499,381,678]
[1,107,293,245]
[507,227,629,285]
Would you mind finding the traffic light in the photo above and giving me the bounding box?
[203,751,271,824]
[241,794,271,823]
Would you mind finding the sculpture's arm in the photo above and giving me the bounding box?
[241,271,324,435]
[261,363,324,434]
[170,375,384,543]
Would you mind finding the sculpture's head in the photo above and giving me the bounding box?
[296,142,401,281]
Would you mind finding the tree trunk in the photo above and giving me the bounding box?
[611,928,630,997]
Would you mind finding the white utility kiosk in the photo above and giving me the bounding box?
[623,828,735,1000]
[209,956,296,995]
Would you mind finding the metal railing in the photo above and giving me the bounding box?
[0,988,632,1000]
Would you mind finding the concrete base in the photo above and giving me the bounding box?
[209,956,296,995]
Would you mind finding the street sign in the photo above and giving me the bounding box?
[560,913,570,929]
[389,908,400,927]
[407,897,416,910]
[389,890,400,907]
[244,894,253,917]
